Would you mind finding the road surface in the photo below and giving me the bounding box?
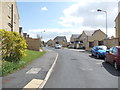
[44,47,120,88]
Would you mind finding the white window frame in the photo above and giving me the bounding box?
[8,4,11,18]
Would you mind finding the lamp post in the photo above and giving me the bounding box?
[97,9,107,38]
[41,30,46,40]
[41,30,46,47]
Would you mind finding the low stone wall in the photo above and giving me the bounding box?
[104,38,119,48]
[26,38,40,51]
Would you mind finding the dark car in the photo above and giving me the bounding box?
[91,46,107,59]
[105,46,120,70]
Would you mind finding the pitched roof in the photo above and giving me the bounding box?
[54,36,67,42]
[71,34,81,39]
[83,30,95,36]
[83,29,104,36]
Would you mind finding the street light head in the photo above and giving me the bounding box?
[97,9,102,12]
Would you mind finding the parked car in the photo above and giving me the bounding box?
[55,44,62,49]
[105,46,120,70]
[91,46,107,58]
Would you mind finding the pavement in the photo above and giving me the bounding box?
[64,48,91,54]
[2,48,58,89]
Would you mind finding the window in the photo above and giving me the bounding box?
[8,4,11,18]
[112,47,118,55]
[98,46,107,50]
[109,47,113,53]
[98,41,104,45]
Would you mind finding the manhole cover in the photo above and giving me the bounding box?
[71,59,77,60]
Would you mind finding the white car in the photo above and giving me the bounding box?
[55,44,62,49]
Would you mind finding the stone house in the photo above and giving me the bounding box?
[78,29,106,50]
[54,36,67,47]
[70,34,81,48]
[47,39,54,47]
[0,0,21,33]
[115,11,120,45]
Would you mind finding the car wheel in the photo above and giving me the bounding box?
[91,52,94,56]
[114,62,119,70]
[104,57,108,63]
[96,54,100,59]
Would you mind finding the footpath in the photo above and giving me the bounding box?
[2,48,58,90]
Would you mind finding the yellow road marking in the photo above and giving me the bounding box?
[23,79,43,89]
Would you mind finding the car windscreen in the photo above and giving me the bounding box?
[98,46,107,50]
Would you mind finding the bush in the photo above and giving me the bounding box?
[0,29,27,62]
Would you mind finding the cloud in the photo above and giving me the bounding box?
[41,6,48,11]
[59,1,118,29]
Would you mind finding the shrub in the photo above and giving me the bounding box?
[0,29,27,62]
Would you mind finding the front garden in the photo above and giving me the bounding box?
[0,29,46,76]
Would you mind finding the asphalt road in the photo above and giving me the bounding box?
[44,47,120,88]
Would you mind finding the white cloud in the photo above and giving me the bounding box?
[59,1,118,30]
[41,6,48,11]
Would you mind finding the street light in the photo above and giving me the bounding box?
[41,30,46,40]
[97,9,107,38]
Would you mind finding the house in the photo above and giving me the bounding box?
[47,39,54,47]
[70,34,81,48]
[0,0,20,33]
[19,27,23,36]
[115,11,120,45]
[78,29,106,50]
[54,36,67,47]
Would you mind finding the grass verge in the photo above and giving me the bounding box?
[1,50,46,76]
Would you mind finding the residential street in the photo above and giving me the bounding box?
[44,47,120,88]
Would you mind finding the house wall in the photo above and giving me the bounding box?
[88,30,106,41]
[47,40,54,47]
[79,32,88,47]
[26,38,40,51]
[0,1,2,29]
[0,1,19,33]
[115,13,120,43]
[104,38,119,48]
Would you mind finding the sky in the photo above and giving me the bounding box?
[17,0,120,42]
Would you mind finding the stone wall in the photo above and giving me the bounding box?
[104,38,119,48]
[26,38,40,51]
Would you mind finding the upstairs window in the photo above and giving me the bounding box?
[8,4,11,18]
